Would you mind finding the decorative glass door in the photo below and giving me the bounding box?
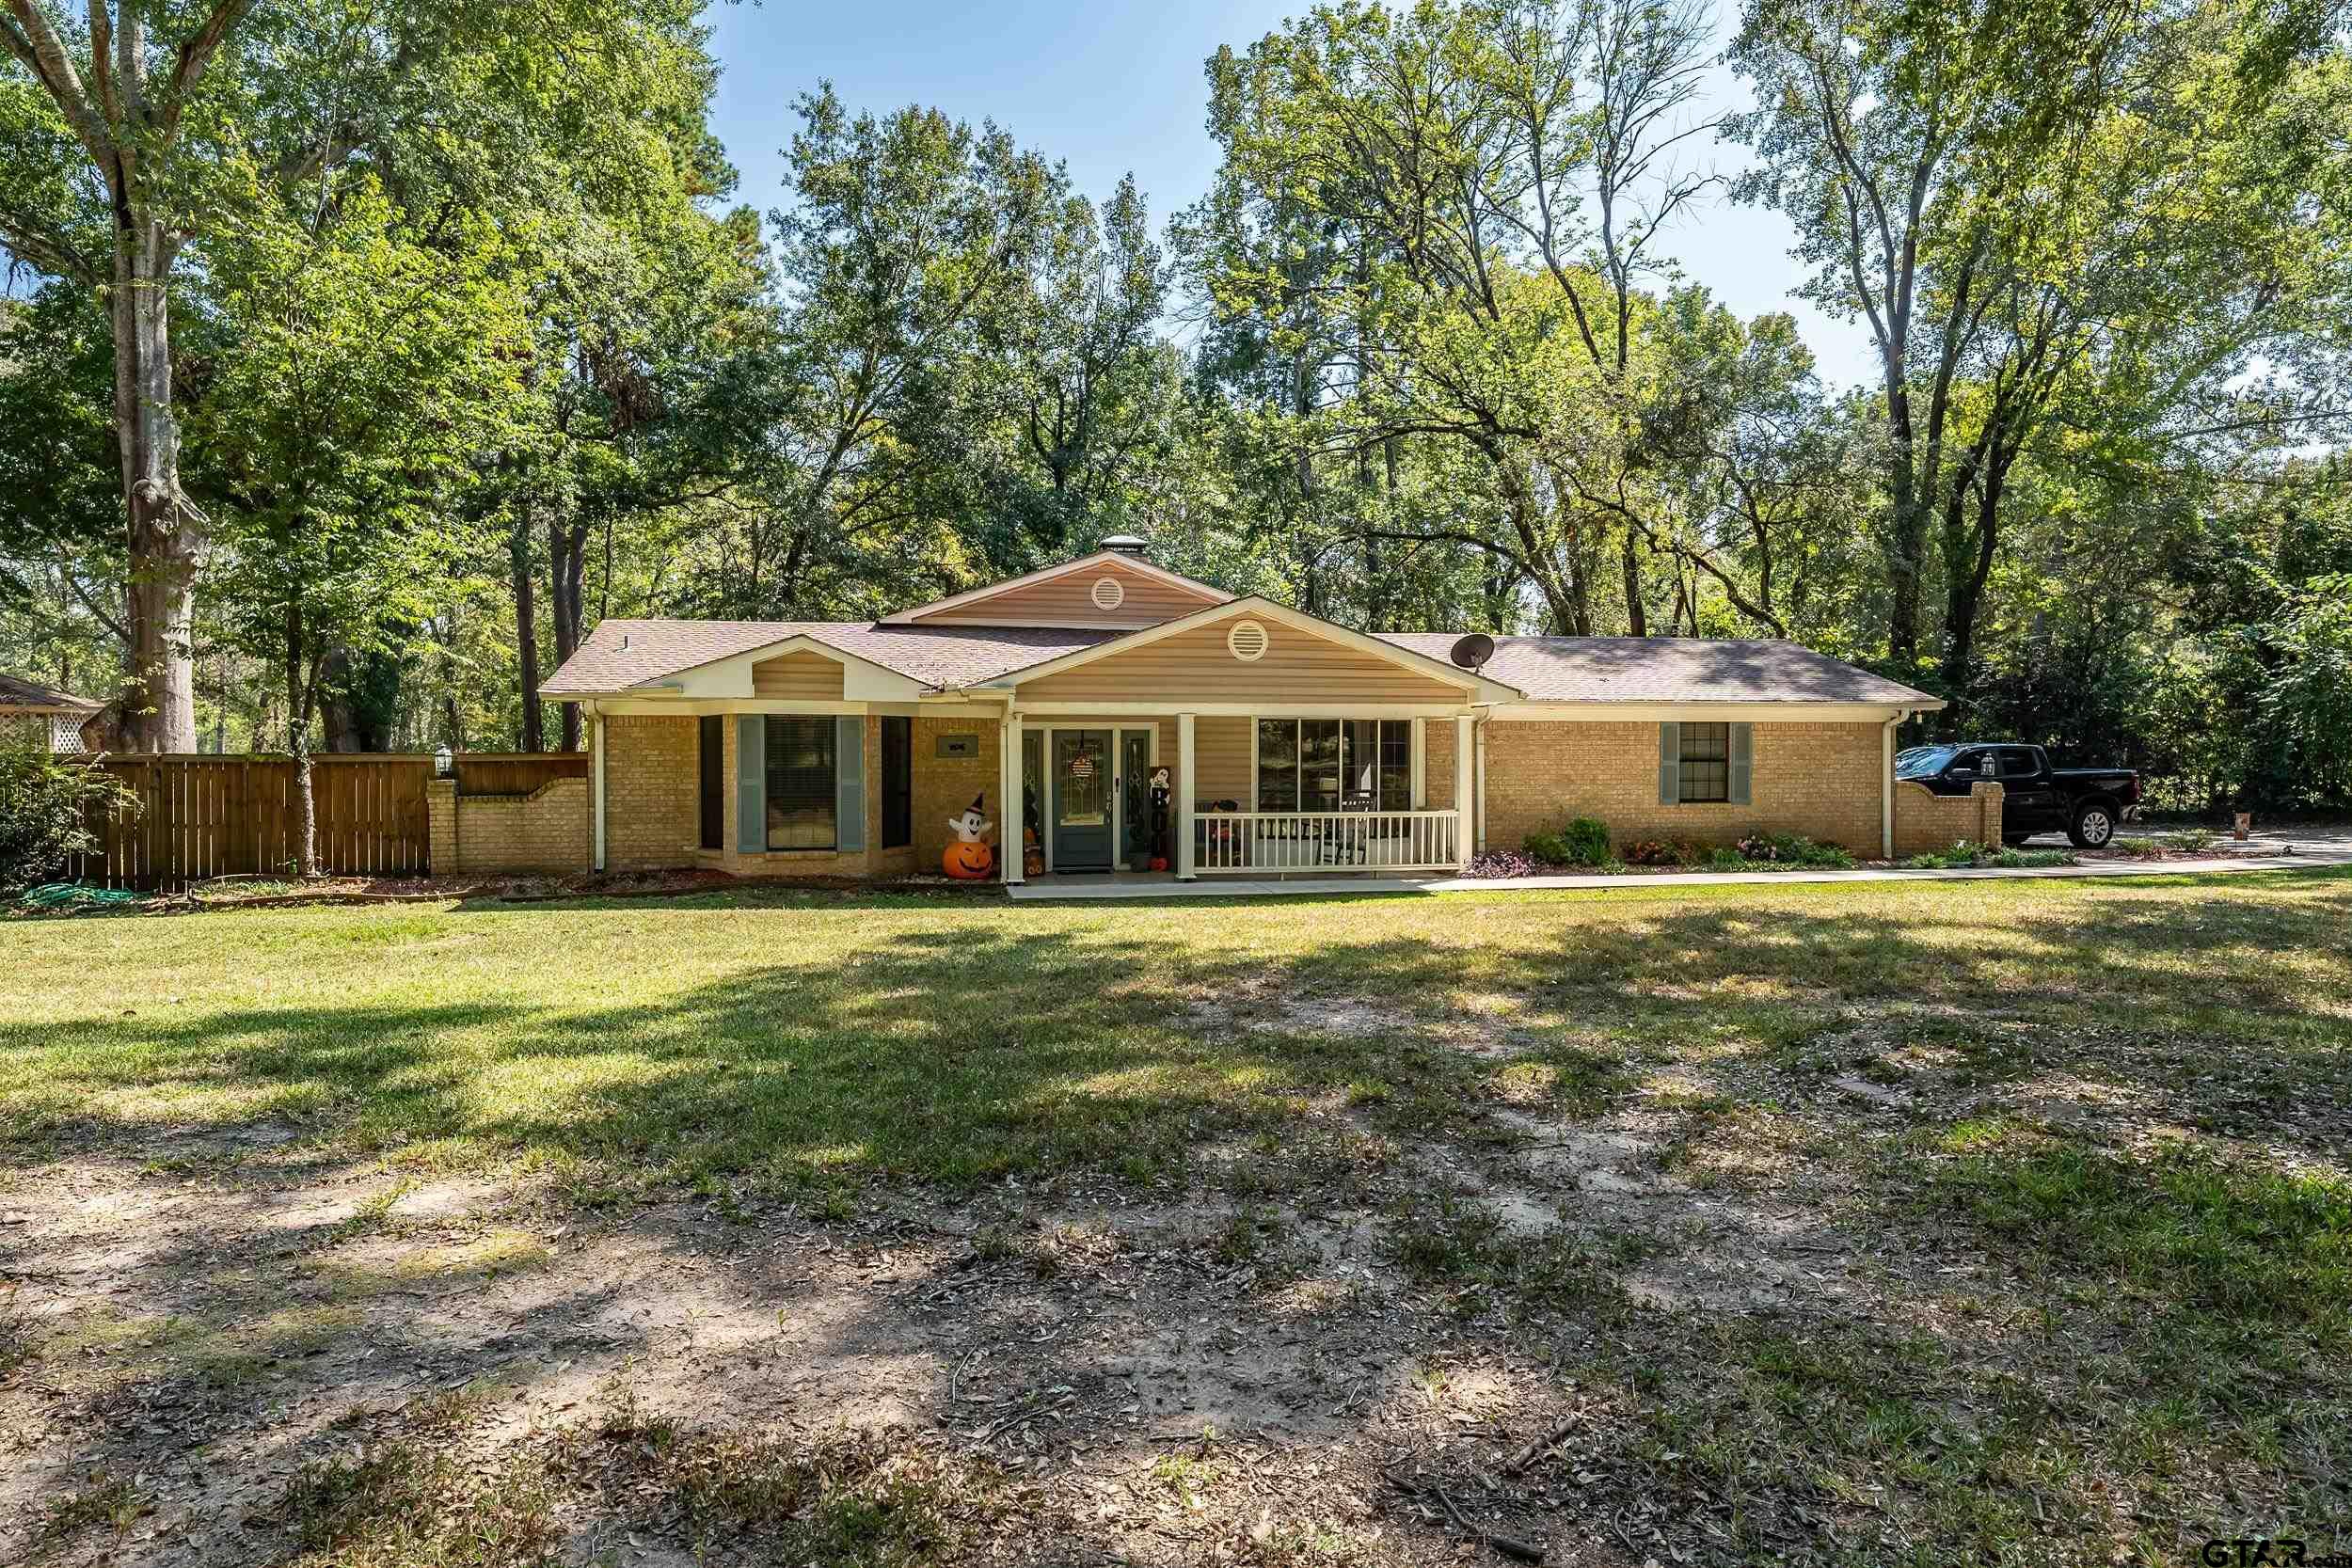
[1120,729,1153,869]
[1051,730,1113,871]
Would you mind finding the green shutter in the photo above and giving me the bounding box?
[737,716,765,853]
[834,716,865,852]
[1729,723,1754,805]
[1658,722,1681,804]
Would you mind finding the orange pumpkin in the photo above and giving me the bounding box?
[944,840,995,879]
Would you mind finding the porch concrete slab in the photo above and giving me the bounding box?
[1004,843,2349,899]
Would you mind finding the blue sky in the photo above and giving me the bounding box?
[703,0,1878,388]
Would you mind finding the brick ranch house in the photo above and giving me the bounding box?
[525,539,1982,884]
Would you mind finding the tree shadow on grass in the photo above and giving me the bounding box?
[8,873,2352,1565]
[9,875,2350,1190]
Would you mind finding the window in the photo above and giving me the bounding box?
[1678,722,1730,802]
[880,716,912,849]
[1255,718,1299,810]
[1342,720,1413,808]
[698,716,724,850]
[764,717,837,849]
[1259,719,1414,811]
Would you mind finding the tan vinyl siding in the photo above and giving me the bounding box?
[1019,613,1471,705]
[908,558,1221,626]
[1192,716,1252,806]
[752,650,845,701]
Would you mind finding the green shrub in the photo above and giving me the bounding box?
[1524,816,1611,867]
[1901,840,2076,870]
[2159,829,2216,852]
[2111,835,2166,860]
[1622,837,1696,866]
[1735,832,1857,869]
[0,742,136,892]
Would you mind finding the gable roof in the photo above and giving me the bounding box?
[539,619,1121,697]
[984,597,1525,701]
[1373,634,1941,706]
[882,549,1231,626]
[0,673,102,712]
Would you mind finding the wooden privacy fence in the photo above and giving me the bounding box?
[65,752,588,889]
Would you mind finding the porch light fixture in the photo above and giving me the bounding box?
[1090,575,1125,611]
[1226,619,1269,661]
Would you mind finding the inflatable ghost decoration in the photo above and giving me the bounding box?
[943,794,995,879]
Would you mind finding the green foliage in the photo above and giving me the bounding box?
[1899,841,2076,869]
[1526,816,1612,866]
[1623,839,1700,867]
[0,742,135,891]
[1735,832,1855,868]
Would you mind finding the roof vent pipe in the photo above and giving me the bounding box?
[1100,533,1149,558]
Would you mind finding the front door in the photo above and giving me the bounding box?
[1052,729,1114,871]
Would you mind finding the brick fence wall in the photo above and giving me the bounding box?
[425,778,591,875]
[1892,780,2005,856]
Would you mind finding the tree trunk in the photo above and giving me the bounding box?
[319,648,363,752]
[1620,531,1646,637]
[285,602,318,879]
[512,515,543,752]
[548,515,586,750]
[114,208,199,752]
[1939,449,2010,730]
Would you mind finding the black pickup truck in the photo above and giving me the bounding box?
[1895,743,2140,848]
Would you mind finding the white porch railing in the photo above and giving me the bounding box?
[1194,810,1461,873]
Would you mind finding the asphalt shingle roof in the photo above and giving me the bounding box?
[543,611,1934,708]
[539,620,1122,695]
[0,673,101,711]
[1371,634,1938,705]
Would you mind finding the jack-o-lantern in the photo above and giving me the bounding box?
[943,794,996,880]
[1023,826,1045,878]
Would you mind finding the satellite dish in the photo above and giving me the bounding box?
[1449,633,1496,673]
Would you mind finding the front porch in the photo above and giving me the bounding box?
[999,710,1479,883]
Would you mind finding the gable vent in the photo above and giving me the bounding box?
[1226,620,1269,662]
[1090,575,1125,611]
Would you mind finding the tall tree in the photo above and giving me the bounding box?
[1729,0,2351,694]
[0,0,718,749]
[196,181,525,874]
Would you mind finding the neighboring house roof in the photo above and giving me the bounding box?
[0,673,103,713]
[539,619,1123,697]
[1373,634,1940,706]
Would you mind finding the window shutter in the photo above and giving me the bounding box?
[834,716,866,853]
[736,716,765,853]
[1658,722,1681,804]
[1729,722,1754,805]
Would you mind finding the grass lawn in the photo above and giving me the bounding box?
[4,871,2348,1567]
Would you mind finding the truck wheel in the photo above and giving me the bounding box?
[2068,802,2116,849]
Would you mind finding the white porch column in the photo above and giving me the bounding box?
[590,703,607,873]
[1411,717,1427,808]
[1002,711,1025,884]
[1454,714,1474,870]
[1176,712,1198,880]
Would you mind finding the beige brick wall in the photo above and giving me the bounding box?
[603,714,701,871]
[426,777,591,876]
[427,779,458,873]
[1481,720,1886,856]
[914,717,1001,872]
[1425,721,1456,812]
[1893,780,2005,855]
